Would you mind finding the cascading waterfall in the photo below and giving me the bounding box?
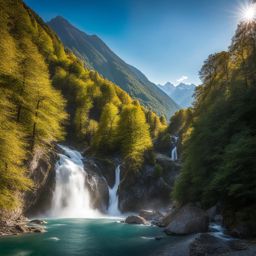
[107,165,121,216]
[170,136,178,161]
[50,145,99,218]
[171,146,178,161]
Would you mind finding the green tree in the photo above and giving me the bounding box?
[119,105,152,168]
[0,92,32,209]
[93,103,120,152]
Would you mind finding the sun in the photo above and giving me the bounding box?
[241,3,256,22]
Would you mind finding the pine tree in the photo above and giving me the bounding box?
[0,92,32,209]
[119,105,152,168]
[93,103,120,152]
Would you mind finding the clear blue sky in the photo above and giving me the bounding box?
[24,0,247,85]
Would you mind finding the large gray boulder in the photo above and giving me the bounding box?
[158,206,178,227]
[139,210,163,221]
[164,204,209,235]
[125,215,148,225]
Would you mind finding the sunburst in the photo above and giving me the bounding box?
[240,2,256,23]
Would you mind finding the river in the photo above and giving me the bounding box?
[0,218,181,256]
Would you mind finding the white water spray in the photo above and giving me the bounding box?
[50,145,99,218]
[107,165,121,216]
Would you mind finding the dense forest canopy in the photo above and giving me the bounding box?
[172,21,256,234]
[0,0,166,211]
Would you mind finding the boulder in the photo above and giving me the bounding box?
[29,219,47,225]
[125,215,148,225]
[158,207,178,227]
[30,226,45,233]
[15,224,27,233]
[164,204,209,235]
[190,233,231,256]
[154,236,164,241]
[230,224,251,238]
[229,240,248,251]
[139,210,163,221]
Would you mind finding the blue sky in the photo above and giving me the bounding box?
[25,0,248,85]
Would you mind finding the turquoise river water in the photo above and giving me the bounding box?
[0,218,185,256]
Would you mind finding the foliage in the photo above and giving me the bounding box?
[0,0,166,210]
[173,21,256,228]
[118,105,153,169]
[48,16,180,118]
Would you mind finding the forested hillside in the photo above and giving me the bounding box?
[0,0,166,211]
[47,16,180,118]
[171,21,256,235]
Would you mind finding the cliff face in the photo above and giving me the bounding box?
[118,155,180,212]
[24,148,57,217]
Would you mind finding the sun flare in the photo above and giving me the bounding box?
[241,3,256,22]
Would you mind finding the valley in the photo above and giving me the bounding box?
[0,0,256,255]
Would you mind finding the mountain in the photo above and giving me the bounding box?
[47,16,180,118]
[0,0,169,214]
[158,82,196,108]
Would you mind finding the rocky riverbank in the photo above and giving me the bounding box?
[0,217,46,237]
[123,205,256,256]
[152,233,256,256]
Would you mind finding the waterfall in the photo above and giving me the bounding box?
[171,146,178,161]
[50,145,99,218]
[170,136,178,161]
[107,165,121,216]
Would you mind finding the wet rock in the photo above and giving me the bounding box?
[92,158,116,188]
[119,160,179,212]
[139,210,163,221]
[125,215,148,225]
[25,148,57,217]
[84,160,109,212]
[29,226,45,233]
[164,204,209,235]
[190,233,231,256]
[15,224,27,233]
[158,206,178,227]
[229,240,249,251]
[155,236,164,241]
[29,219,47,225]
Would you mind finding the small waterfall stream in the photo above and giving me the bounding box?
[170,136,178,161]
[50,145,99,218]
[107,165,121,216]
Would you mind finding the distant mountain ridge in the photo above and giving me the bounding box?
[47,16,180,118]
[158,82,196,108]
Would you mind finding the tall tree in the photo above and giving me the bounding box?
[119,105,152,168]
